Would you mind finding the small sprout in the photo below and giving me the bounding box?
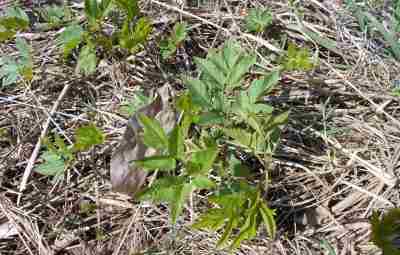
[244,8,273,33]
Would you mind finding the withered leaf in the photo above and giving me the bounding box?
[110,86,177,196]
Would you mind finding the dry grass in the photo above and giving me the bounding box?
[1,0,400,254]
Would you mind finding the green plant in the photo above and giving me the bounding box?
[160,22,188,59]
[36,124,104,181]
[370,208,400,255]
[133,41,287,249]
[0,37,33,86]
[56,0,152,75]
[0,7,30,42]
[244,8,273,33]
[281,42,314,71]
[37,4,72,30]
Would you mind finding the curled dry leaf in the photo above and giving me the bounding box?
[110,85,177,196]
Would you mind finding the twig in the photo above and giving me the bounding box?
[18,83,71,203]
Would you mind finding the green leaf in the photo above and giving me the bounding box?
[223,41,242,70]
[119,90,151,117]
[249,71,279,102]
[73,123,104,151]
[119,17,152,53]
[139,176,185,202]
[371,209,400,255]
[187,145,218,176]
[245,8,273,33]
[138,113,169,150]
[134,155,176,170]
[168,125,185,160]
[76,42,97,76]
[186,78,212,109]
[57,24,84,58]
[258,202,276,239]
[197,112,224,125]
[114,0,139,20]
[229,155,251,177]
[251,104,274,114]
[172,22,187,44]
[226,54,256,89]
[84,0,98,25]
[192,208,227,231]
[216,217,238,248]
[170,183,193,224]
[35,151,65,177]
[159,39,176,60]
[283,43,314,71]
[224,128,253,148]
[0,59,19,86]
[0,7,29,40]
[191,176,216,189]
[195,57,226,87]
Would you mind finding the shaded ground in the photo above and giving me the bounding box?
[1,0,400,254]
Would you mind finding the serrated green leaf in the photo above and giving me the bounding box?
[191,176,216,189]
[73,123,104,151]
[186,78,212,109]
[195,57,226,87]
[187,145,218,176]
[192,208,227,231]
[138,113,168,149]
[138,176,185,202]
[168,125,184,160]
[231,199,259,249]
[15,37,31,65]
[223,40,242,70]
[249,71,279,102]
[226,55,256,89]
[76,42,97,76]
[57,24,84,58]
[259,202,276,239]
[134,155,176,170]
[245,8,273,33]
[35,151,65,177]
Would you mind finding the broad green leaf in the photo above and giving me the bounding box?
[231,199,259,249]
[191,176,216,189]
[192,208,227,231]
[223,40,242,69]
[187,145,218,176]
[35,151,65,176]
[226,55,256,88]
[172,22,187,44]
[195,57,226,87]
[259,202,276,239]
[138,176,185,202]
[224,128,253,148]
[73,123,104,151]
[269,111,289,128]
[0,60,19,86]
[186,78,211,109]
[76,42,97,76]
[57,24,84,58]
[249,71,279,102]
[252,104,274,114]
[138,113,168,149]
[134,155,176,170]
[159,40,176,59]
[196,112,224,125]
[229,155,251,177]
[245,8,273,33]
[168,126,185,160]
